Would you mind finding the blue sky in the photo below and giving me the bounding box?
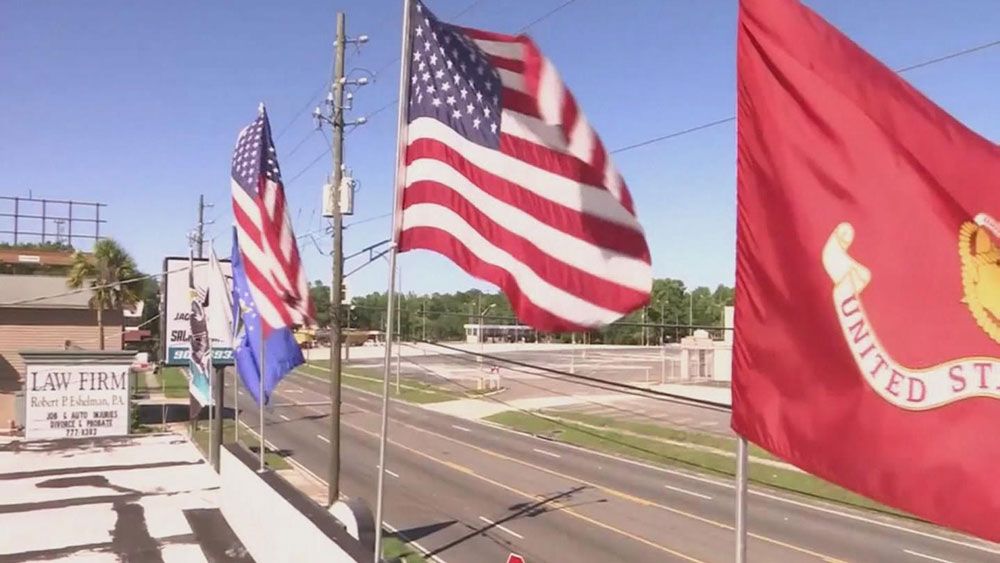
[3,0,999,296]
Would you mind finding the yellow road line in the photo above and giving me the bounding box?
[343,419,706,563]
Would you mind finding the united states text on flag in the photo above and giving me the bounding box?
[396,0,651,331]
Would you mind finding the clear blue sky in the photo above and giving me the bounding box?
[3,0,998,296]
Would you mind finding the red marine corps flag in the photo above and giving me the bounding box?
[733,0,1000,542]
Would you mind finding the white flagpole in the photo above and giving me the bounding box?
[373,0,412,560]
[259,327,266,472]
[234,366,239,443]
[735,436,748,563]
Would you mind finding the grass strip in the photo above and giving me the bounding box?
[299,363,459,404]
[485,410,909,518]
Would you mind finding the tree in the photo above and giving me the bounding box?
[67,239,142,350]
[310,280,332,328]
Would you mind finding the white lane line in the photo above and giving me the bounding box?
[377,466,401,479]
[532,448,561,459]
[451,424,472,432]
[279,414,290,421]
[904,550,955,563]
[675,417,692,423]
[478,516,524,539]
[664,484,712,500]
[317,434,330,443]
[237,390,244,395]
[397,406,412,414]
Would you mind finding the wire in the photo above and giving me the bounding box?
[420,340,730,410]
[894,38,1000,73]
[283,129,318,160]
[274,83,329,140]
[345,212,392,229]
[1,263,209,307]
[609,36,1000,156]
[516,0,579,33]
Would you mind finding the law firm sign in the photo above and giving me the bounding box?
[25,364,130,440]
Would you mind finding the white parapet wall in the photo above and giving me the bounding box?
[220,445,370,563]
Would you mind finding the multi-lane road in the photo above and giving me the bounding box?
[232,368,1000,563]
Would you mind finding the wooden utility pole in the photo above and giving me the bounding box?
[327,12,347,507]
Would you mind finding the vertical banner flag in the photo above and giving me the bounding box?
[187,254,214,406]
[733,0,1000,542]
[394,0,651,331]
[229,104,312,405]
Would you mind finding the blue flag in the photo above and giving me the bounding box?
[230,228,304,405]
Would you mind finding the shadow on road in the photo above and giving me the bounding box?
[426,486,592,557]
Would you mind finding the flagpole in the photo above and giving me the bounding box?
[258,327,266,472]
[373,0,412,560]
[234,363,239,443]
[735,435,748,563]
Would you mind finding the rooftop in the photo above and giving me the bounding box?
[0,433,250,562]
[0,274,94,309]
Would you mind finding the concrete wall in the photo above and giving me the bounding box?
[0,307,123,428]
[220,445,370,563]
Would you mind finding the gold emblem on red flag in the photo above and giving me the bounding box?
[959,214,1000,345]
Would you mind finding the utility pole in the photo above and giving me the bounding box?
[195,195,213,259]
[641,307,647,346]
[422,300,427,342]
[326,12,347,508]
[313,13,368,507]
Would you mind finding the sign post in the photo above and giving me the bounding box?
[21,350,136,440]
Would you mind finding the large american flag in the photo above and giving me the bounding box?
[397,1,651,331]
[231,105,313,332]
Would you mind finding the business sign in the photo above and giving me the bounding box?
[162,256,234,366]
[25,364,130,440]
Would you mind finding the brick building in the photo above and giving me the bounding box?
[0,274,123,430]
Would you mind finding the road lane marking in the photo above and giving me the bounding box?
[904,550,955,563]
[344,403,844,562]
[279,414,290,421]
[397,406,412,414]
[285,389,304,394]
[489,419,1000,559]
[317,434,330,443]
[478,516,524,539]
[664,485,712,500]
[451,425,471,432]
[675,417,692,423]
[377,466,401,479]
[341,420,705,563]
[532,448,561,459]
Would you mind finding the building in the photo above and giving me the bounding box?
[463,324,534,344]
[0,274,124,430]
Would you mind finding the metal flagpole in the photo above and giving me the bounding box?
[234,366,239,442]
[735,435,748,563]
[374,0,412,559]
[258,326,266,472]
[395,265,401,395]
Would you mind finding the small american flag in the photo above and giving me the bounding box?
[397,0,651,330]
[231,105,313,332]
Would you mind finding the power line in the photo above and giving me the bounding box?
[609,36,1000,156]
[516,0,579,33]
[273,82,329,140]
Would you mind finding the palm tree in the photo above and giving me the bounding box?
[67,239,142,350]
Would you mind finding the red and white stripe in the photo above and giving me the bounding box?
[232,166,313,332]
[397,29,651,331]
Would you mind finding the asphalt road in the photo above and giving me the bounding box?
[231,369,1000,563]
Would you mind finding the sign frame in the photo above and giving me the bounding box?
[21,350,135,441]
